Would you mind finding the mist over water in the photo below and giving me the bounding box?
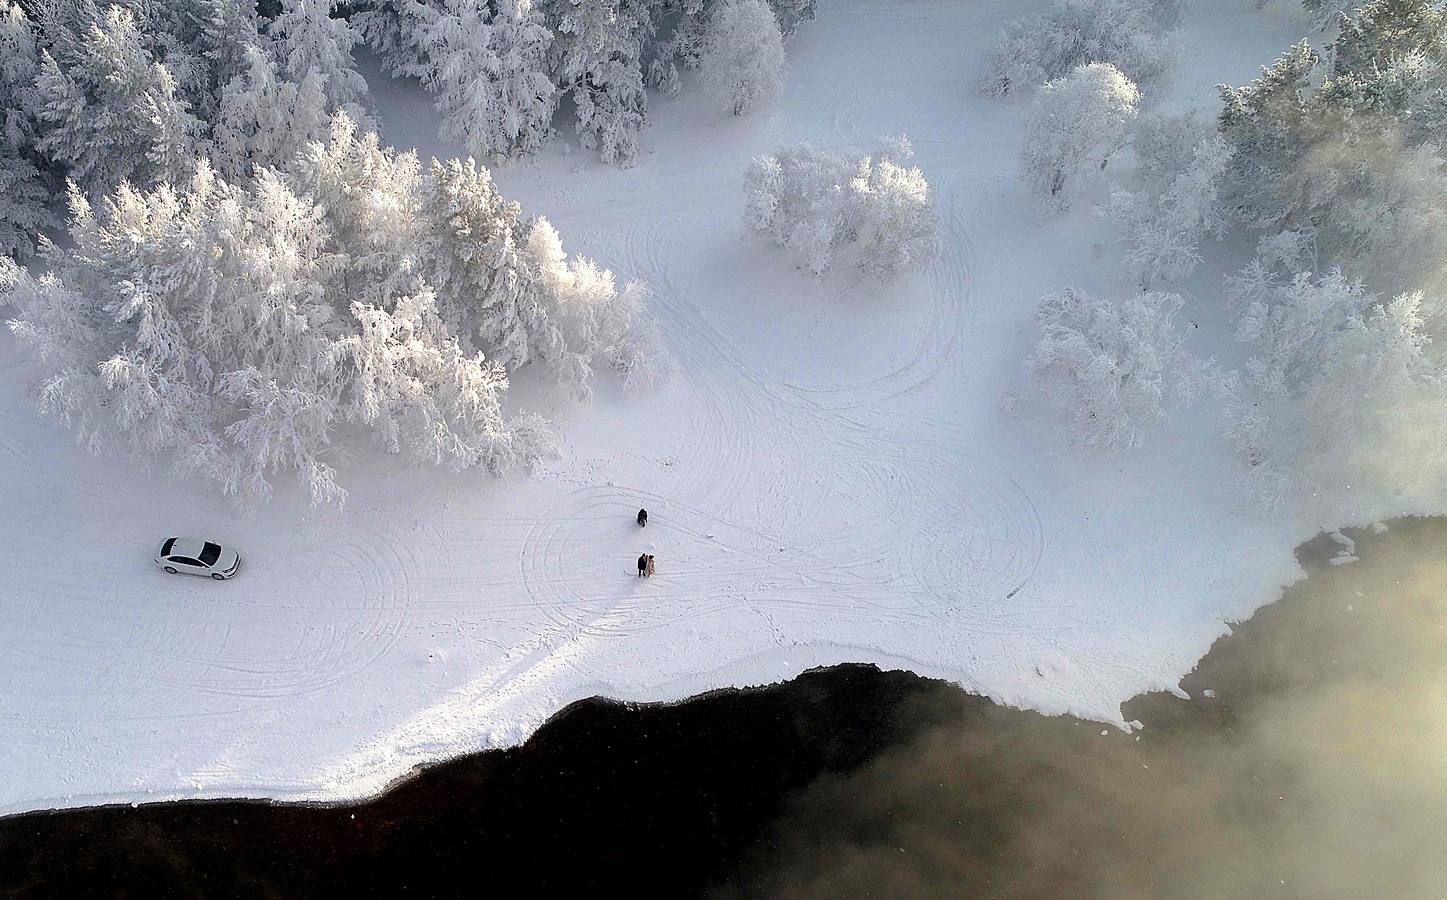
[715,518,1447,898]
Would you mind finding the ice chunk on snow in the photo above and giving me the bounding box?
[1370,521,1389,534]
[1327,530,1355,552]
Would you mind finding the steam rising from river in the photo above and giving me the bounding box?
[716,520,1447,897]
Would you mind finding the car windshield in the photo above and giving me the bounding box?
[199,542,221,566]
[160,537,176,557]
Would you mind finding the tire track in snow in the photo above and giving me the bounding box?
[780,178,974,410]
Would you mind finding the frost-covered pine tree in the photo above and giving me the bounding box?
[285,114,422,298]
[1217,40,1318,229]
[416,0,557,161]
[213,45,329,181]
[767,0,816,36]
[1330,0,1445,80]
[1023,286,1199,451]
[540,0,651,164]
[417,153,656,395]
[1020,63,1141,213]
[417,154,545,367]
[32,5,204,195]
[701,0,786,116]
[269,0,371,118]
[1,157,565,506]
[151,0,264,123]
[1105,132,1232,287]
[0,0,57,258]
[353,0,441,76]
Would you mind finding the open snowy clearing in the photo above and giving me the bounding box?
[0,0,1387,815]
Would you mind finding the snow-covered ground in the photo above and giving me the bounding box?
[0,0,1372,815]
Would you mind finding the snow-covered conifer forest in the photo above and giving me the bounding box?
[1,0,1445,816]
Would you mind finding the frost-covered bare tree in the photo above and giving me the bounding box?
[1019,63,1140,214]
[1299,291,1447,503]
[2,116,660,504]
[701,0,785,116]
[744,137,939,277]
[978,0,1182,98]
[1104,121,1232,287]
[1022,286,1199,451]
[1218,262,1447,510]
[1213,246,1373,507]
[412,0,557,161]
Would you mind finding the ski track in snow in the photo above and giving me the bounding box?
[0,0,1334,815]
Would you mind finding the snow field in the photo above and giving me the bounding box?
[0,0,1366,815]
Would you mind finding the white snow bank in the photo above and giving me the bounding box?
[0,0,1399,816]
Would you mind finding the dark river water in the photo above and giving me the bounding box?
[2,518,1445,899]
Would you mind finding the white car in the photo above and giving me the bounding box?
[155,537,241,581]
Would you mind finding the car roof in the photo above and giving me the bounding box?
[164,538,212,557]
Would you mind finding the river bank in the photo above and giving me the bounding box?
[3,517,1443,898]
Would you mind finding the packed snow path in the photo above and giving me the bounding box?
[1,1,1332,814]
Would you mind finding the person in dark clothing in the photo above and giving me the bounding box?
[638,553,649,577]
[637,508,648,527]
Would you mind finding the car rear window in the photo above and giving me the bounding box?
[199,542,221,566]
[161,537,176,556]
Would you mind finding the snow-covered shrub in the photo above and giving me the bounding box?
[1019,63,1140,214]
[2,116,659,505]
[411,0,557,161]
[744,138,939,277]
[1023,287,1199,451]
[522,218,663,393]
[978,0,1181,98]
[702,0,786,116]
[1104,130,1232,287]
[848,141,942,278]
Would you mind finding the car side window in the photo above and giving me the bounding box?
[170,557,202,567]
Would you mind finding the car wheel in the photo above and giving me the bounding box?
[164,566,178,574]
[211,573,225,581]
